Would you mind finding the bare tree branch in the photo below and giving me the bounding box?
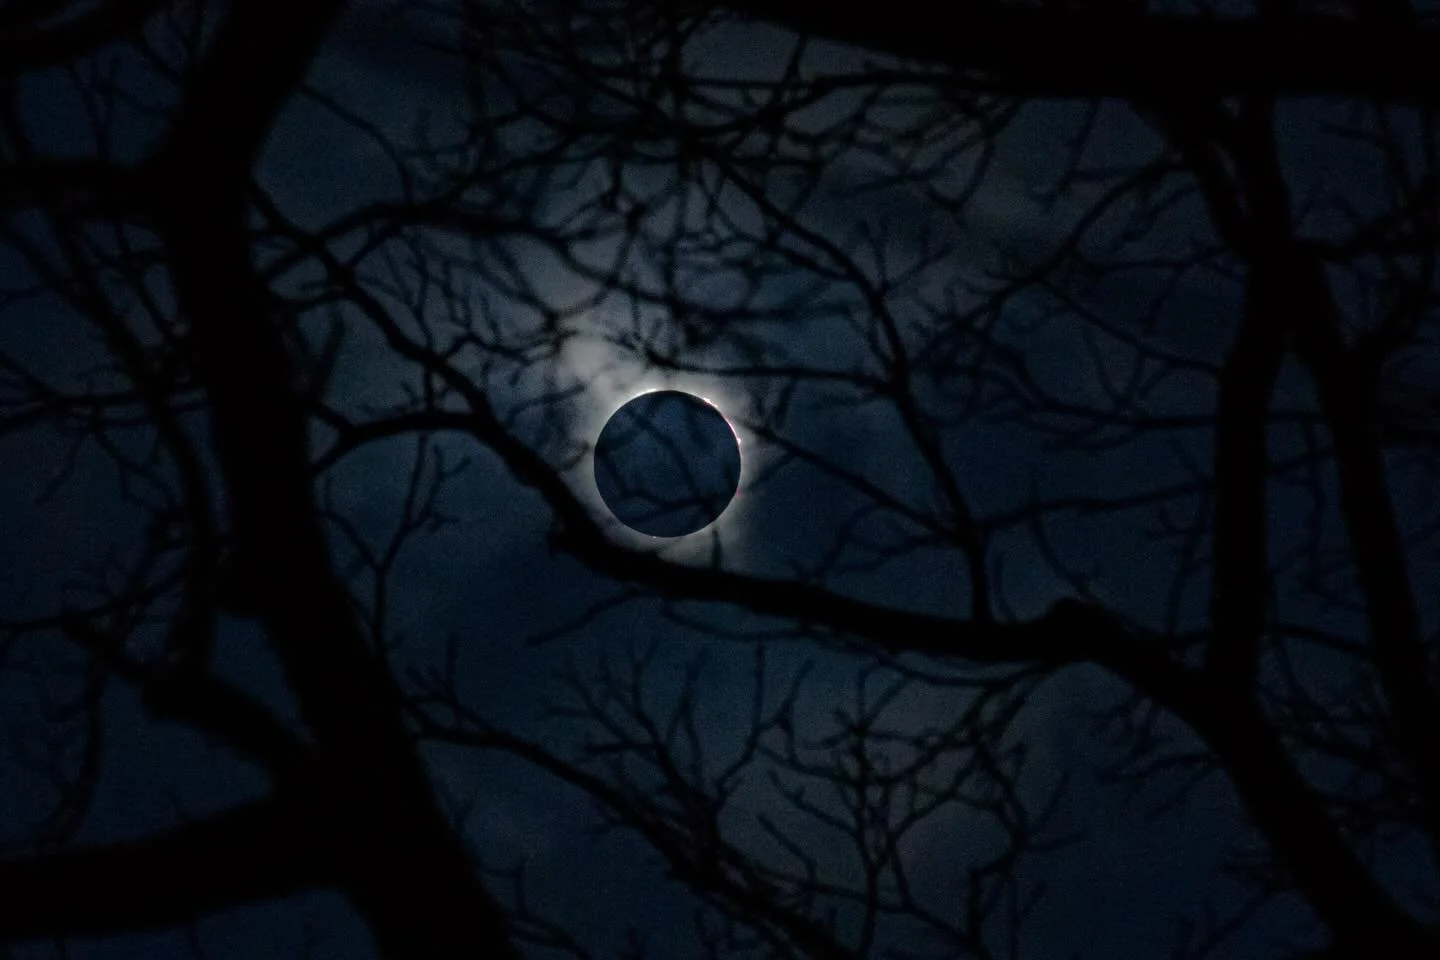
[0,795,330,941]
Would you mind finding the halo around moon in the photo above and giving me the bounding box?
[593,390,742,537]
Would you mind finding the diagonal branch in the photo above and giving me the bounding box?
[1290,252,1440,875]
[0,795,330,941]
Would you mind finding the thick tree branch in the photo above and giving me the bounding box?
[718,3,1440,101]
[0,159,149,220]
[1290,254,1440,873]
[0,0,170,78]
[60,613,314,783]
[1204,256,1291,688]
[1180,697,1435,957]
[0,795,329,941]
[147,0,520,954]
[1154,98,1434,953]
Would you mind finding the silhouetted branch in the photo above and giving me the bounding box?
[715,2,1440,101]
[0,795,329,940]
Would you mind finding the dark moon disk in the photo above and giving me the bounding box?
[593,390,742,537]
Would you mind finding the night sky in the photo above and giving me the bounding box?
[2,2,1438,958]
